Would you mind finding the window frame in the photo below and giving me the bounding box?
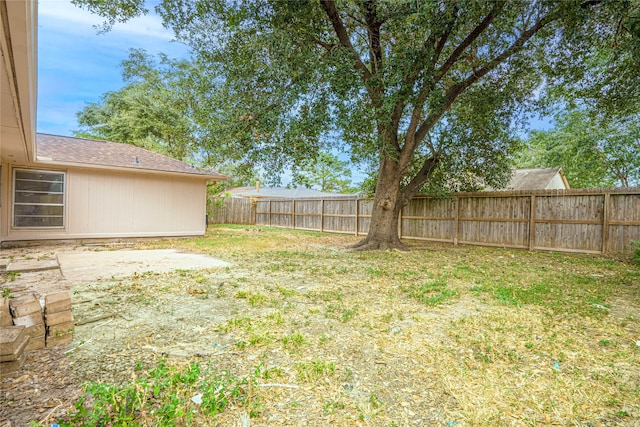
[12,168,66,229]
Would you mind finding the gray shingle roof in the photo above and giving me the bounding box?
[36,133,227,180]
[507,168,567,190]
[224,186,353,199]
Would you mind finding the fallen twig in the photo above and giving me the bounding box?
[256,383,299,389]
[65,338,93,354]
[38,403,64,424]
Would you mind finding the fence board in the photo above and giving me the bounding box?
[401,197,455,241]
[208,197,255,225]
[294,199,322,230]
[607,193,640,252]
[211,188,640,254]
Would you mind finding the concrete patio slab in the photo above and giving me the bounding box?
[57,249,230,283]
[6,259,59,273]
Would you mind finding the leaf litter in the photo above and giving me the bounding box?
[1,225,639,426]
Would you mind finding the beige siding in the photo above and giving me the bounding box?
[546,173,567,190]
[3,166,208,242]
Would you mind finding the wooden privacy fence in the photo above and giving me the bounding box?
[210,188,640,254]
[209,197,256,225]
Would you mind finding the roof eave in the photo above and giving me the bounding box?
[34,158,229,182]
[1,0,38,163]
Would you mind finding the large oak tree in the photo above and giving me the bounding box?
[74,0,638,250]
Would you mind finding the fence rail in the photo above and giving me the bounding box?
[209,188,640,254]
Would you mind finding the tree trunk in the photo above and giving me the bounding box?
[351,157,409,250]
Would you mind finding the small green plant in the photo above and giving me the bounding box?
[2,286,12,298]
[52,360,254,426]
[632,240,640,264]
[266,310,284,324]
[2,271,19,283]
[405,279,457,306]
[248,292,268,307]
[254,364,284,380]
[341,306,358,323]
[365,267,384,277]
[325,303,358,322]
[381,312,394,323]
[296,360,336,382]
[323,400,346,414]
[318,334,332,345]
[235,291,268,307]
[369,393,381,409]
[276,286,299,297]
[312,289,343,302]
[282,331,306,351]
[248,331,274,346]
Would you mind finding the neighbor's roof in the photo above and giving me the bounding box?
[506,168,569,190]
[224,186,352,199]
[36,134,227,180]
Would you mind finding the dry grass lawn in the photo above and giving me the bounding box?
[48,226,640,426]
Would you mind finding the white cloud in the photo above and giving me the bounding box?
[38,0,176,41]
[36,0,189,136]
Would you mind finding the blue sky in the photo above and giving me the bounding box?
[37,0,552,139]
[37,0,189,136]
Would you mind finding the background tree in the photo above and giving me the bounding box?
[75,49,292,185]
[518,109,640,188]
[74,0,638,250]
[75,50,195,160]
[291,152,356,193]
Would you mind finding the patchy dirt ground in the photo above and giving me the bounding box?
[0,244,233,427]
[1,229,639,426]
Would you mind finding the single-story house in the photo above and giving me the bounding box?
[223,185,354,199]
[0,2,226,245]
[504,168,570,190]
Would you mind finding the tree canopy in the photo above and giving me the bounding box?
[74,0,639,249]
[291,152,356,193]
[75,50,195,160]
[519,109,640,188]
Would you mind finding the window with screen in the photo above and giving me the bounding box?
[13,169,65,227]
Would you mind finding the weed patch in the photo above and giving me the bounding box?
[404,278,458,306]
[46,360,252,426]
[295,360,336,383]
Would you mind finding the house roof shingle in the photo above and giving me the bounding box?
[36,133,227,180]
[507,168,568,190]
[223,186,354,199]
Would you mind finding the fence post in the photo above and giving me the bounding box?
[528,195,536,251]
[453,197,460,245]
[320,199,325,232]
[252,200,257,225]
[269,200,272,227]
[292,200,296,229]
[601,192,610,254]
[355,198,359,236]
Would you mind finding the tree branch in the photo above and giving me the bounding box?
[402,155,440,198]
[435,1,505,83]
[580,0,604,9]
[431,4,458,66]
[309,37,334,52]
[320,0,372,82]
[362,0,383,75]
[415,13,554,145]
